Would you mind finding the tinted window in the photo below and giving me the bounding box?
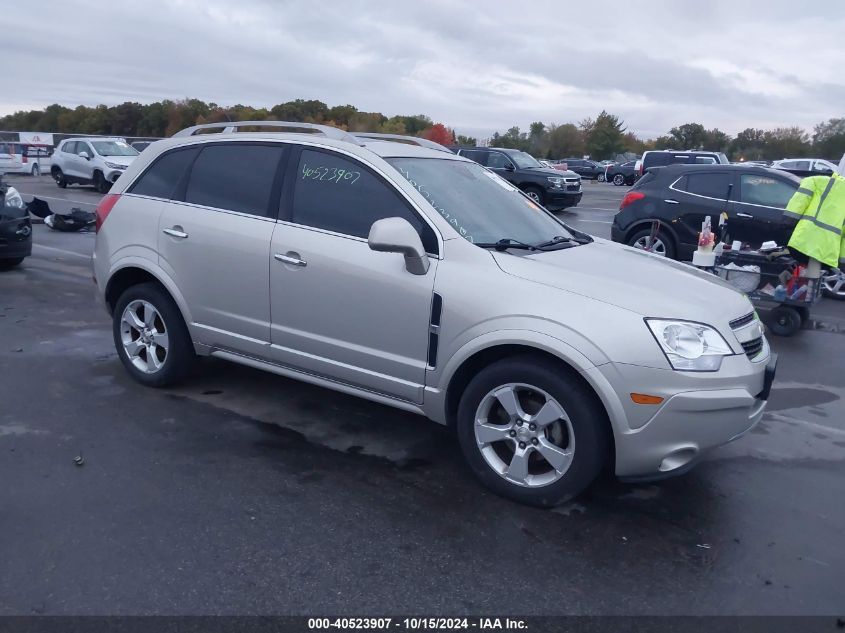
[0,143,9,154]
[487,152,514,169]
[459,149,487,164]
[694,156,717,164]
[290,149,438,254]
[185,144,284,216]
[78,142,92,156]
[681,172,732,199]
[645,153,671,167]
[129,147,199,199]
[739,174,797,208]
[793,160,811,170]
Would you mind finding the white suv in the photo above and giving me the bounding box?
[52,137,139,193]
[93,121,775,506]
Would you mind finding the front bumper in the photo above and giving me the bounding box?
[587,351,775,479]
[105,168,126,183]
[545,189,582,210]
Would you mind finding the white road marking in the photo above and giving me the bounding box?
[577,206,619,211]
[568,218,612,224]
[32,244,92,260]
[19,192,98,206]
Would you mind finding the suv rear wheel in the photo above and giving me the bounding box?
[113,282,195,387]
[627,227,675,259]
[456,355,609,507]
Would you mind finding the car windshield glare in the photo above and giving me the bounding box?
[510,151,544,169]
[387,158,574,246]
[91,141,139,157]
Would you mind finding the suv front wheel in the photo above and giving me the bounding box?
[456,355,609,507]
[113,282,195,387]
[93,171,111,194]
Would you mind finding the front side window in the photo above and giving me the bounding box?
[290,149,438,253]
[509,151,544,169]
[91,140,138,157]
[739,174,797,208]
[388,157,577,246]
[681,172,732,199]
[78,142,93,157]
[185,143,284,217]
[129,147,199,200]
[486,152,514,169]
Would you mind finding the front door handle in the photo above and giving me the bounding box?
[736,212,754,218]
[163,227,188,239]
[274,253,307,267]
[663,199,679,204]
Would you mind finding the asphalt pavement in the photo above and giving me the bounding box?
[1,175,844,615]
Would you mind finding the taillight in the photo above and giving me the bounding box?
[619,191,645,210]
[21,154,27,163]
[95,194,120,232]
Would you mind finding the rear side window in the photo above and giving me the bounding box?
[63,141,78,154]
[129,147,199,199]
[185,144,284,217]
[694,156,717,164]
[289,149,438,254]
[680,172,732,199]
[739,175,797,208]
[0,143,8,154]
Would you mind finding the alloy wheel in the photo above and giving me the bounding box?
[525,190,541,203]
[632,235,667,256]
[120,300,169,374]
[822,268,845,298]
[474,383,575,488]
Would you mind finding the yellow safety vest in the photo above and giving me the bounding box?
[785,174,845,268]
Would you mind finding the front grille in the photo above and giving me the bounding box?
[729,312,755,329]
[566,185,580,192]
[741,337,764,359]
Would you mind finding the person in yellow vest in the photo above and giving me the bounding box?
[784,172,845,271]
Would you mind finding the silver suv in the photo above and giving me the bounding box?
[93,121,776,506]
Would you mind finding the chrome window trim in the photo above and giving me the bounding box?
[668,175,729,202]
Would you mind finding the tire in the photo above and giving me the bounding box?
[626,227,676,259]
[821,268,845,300]
[113,282,195,387]
[522,186,544,205]
[456,355,610,507]
[31,164,40,177]
[768,306,802,337]
[0,257,25,270]
[94,171,111,194]
[52,167,67,188]
[597,173,606,183]
[612,174,625,186]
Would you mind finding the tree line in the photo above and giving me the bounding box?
[490,111,845,162]
[1,99,842,161]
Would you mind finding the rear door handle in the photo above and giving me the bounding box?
[663,199,679,204]
[163,227,188,239]
[736,213,754,218]
[274,253,307,267]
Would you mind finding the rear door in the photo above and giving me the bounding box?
[157,142,287,359]
[667,170,733,245]
[731,171,799,247]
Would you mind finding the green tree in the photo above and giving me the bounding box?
[668,122,706,149]
[455,134,477,146]
[548,123,584,158]
[730,128,767,161]
[527,121,550,157]
[813,118,845,159]
[584,111,626,160]
[761,127,810,160]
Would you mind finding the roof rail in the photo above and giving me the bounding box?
[351,132,453,153]
[173,120,364,145]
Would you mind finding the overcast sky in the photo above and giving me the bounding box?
[3,0,844,139]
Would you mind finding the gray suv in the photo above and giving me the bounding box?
[93,121,775,506]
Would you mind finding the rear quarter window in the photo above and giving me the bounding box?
[128,147,199,199]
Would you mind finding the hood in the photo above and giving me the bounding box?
[492,238,753,324]
[102,155,137,167]
[528,166,579,178]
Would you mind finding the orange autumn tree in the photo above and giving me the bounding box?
[422,123,455,146]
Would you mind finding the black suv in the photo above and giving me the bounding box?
[563,158,605,181]
[453,147,582,210]
[637,150,729,179]
[611,164,801,260]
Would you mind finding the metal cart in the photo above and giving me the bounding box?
[713,250,822,336]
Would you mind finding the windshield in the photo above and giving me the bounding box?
[91,141,138,157]
[509,151,544,169]
[387,157,576,246]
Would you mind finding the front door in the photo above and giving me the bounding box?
[157,142,287,358]
[486,151,519,186]
[269,146,439,403]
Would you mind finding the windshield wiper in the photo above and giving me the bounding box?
[474,238,537,251]
[533,235,591,250]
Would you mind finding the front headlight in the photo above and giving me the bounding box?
[4,187,24,209]
[105,162,126,170]
[646,319,734,371]
[547,176,563,188]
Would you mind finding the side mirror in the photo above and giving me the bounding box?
[504,163,515,171]
[368,217,430,275]
[78,151,90,160]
